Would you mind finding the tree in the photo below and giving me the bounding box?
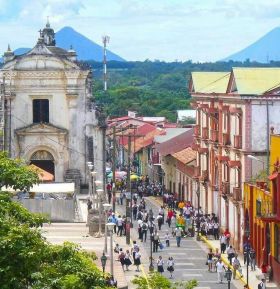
[0,153,110,289]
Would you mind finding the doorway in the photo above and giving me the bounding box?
[30,150,55,179]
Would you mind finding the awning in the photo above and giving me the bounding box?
[228,160,241,168]
[268,172,278,181]
[2,183,75,194]
[215,155,229,162]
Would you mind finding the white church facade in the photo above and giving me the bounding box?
[0,21,105,190]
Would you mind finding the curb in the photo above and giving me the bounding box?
[200,236,252,289]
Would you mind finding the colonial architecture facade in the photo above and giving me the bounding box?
[189,68,280,250]
[0,21,105,189]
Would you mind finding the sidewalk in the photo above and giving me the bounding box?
[149,196,278,289]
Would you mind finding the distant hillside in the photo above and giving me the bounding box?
[223,27,280,63]
[8,26,125,62]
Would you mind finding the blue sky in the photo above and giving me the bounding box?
[1,0,280,61]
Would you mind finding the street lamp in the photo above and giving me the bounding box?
[225,267,232,289]
[103,203,111,254]
[106,222,115,278]
[95,189,104,238]
[247,154,265,171]
[245,227,251,287]
[196,180,201,241]
[125,191,132,245]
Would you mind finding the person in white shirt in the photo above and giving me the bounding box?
[134,249,141,272]
[170,215,176,235]
[165,232,170,247]
[117,215,123,236]
[216,259,225,283]
[167,257,174,278]
[175,227,183,247]
[258,278,266,289]
[157,256,164,274]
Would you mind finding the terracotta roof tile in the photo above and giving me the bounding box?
[171,147,196,164]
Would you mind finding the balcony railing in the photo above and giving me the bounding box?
[210,129,218,142]
[222,181,230,195]
[199,170,208,182]
[234,135,242,149]
[202,127,209,139]
[232,187,242,202]
[194,125,200,137]
[193,166,201,178]
[222,132,230,146]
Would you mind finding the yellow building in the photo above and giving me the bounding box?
[244,133,280,285]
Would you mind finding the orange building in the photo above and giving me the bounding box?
[244,133,280,285]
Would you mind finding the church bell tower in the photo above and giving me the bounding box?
[42,18,56,46]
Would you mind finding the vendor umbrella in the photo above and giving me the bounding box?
[130,174,139,180]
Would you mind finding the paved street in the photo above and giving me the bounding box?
[115,197,243,289]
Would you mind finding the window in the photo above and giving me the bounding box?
[33,99,49,123]
[274,225,280,262]
[256,200,262,217]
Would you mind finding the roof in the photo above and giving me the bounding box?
[156,128,194,156]
[171,147,196,164]
[154,128,190,144]
[229,67,280,95]
[190,72,230,93]
[177,110,196,121]
[125,128,164,153]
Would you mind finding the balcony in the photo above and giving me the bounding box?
[151,154,160,164]
[210,129,218,142]
[194,125,200,137]
[191,143,200,151]
[222,132,230,146]
[222,181,230,195]
[234,135,242,149]
[199,170,208,182]
[198,147,208,154]
[202,127,209,139]
[193,166,201,178]
[232,187,242,202]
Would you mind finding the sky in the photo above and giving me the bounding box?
[1,0,280,62]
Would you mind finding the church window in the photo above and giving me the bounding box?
[33,99,49,123]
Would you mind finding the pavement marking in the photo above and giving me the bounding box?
[173,262,194,265]
[182,273,203,277]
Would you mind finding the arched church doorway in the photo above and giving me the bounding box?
[30,150,55,179]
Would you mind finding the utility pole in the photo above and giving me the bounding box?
[112,126,116,211]
[102,35,110,91]
[126,134,132,245]
[0,76,5,152]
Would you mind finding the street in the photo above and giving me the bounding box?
[115,196,242,289]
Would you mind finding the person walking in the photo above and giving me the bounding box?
[216,259,225,284]
[134,248,141,272]
[171,215,177,236]
[220,234,227,254]
[153,232,160,252]
[157,256,164,275]
[124,250,132,271]
[213,221,219,240]
[157,214,163,230]
[131,241,139,264]
[258,278,266,289]
[165,232,170,247]
[226,245,236,265]
[232,255,242,279]
[117,215,123,236]
[249,247,256,271]
[207,248,214,272]
[141,220,148,242]
[175,226,183,247]
[167,257,175,279]
[118,248,125,271]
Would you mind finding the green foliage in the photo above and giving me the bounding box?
[0,151,39,190]
[132,273,198,289]
[251,169,268,183]
[0,154,109,289]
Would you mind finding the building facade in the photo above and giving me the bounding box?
[190,68,280,250]
[0,21,104,189]
[244,133,280,285]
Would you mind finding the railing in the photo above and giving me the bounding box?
[222,181,230,195]
[200,170,208,182]
[232,187,242,202]
[210,129,218,142]
[194,125,200,137]
[222,132,230,146]
[234,135,242,149]
[202,127,209,139]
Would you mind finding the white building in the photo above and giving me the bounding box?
[0,21,105,190]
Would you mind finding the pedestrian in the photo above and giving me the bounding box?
[141,220,148,242]
[119,191,124,205]
[137,218,143,240]
[226,245,235,265]
[108,213,117,233]
[157,256,164,274]
[220,234,227,254]
[148,218,156,235]
[165,232,170,247]
[124,249,132,271]
[153,232,160,252]
[243,241,250,265]
[157,214,163,230]
[131,241,139,264]
[258,278,266,289]
[232,255,242,279]
[167,257,175,279]
[249,247,256,271]
[174,226,183,247]
[213,248,221,272]
[207,248,214,272]
[87,198,92,210]
[114,243,120,253]
[171,215,176,236]
[117,215,123,236]
[134,248,141,272]
[133,204,138,220]
[118,248,125,270]
[213,221,219,240]
[159,206,165,222]
[216,259,225,284]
